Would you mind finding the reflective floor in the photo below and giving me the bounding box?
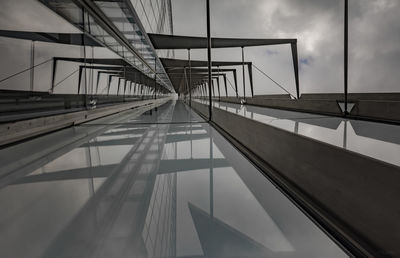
[203,100,400,167]
[0,100,347,258]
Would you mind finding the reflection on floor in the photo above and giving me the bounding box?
[0,100,347,258]
[205,100,400,166]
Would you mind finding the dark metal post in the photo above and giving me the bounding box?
[223,74,228,97]
[184,67,189,98]
[134,72,137,96]
[117,77,121,95]
[123,66,126,96]
[343,120,348,148]
[344,0,349,115]
[78,66,83,95]
[107,75,112,95]
[154,57,157,99]
[217,66,220,100]
[248,64,254,97]
[206,0,212,120]
[216,77,220,101]
[95,72,100,95]
[123,79,127,96]
[30,41,35,92]
[241,46,246,99]
[210,128,214,218]
[188,48,192,106]
[291,43,300,99]
[233,70,238,98]
[51,58,57,93]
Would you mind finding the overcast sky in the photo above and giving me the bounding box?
[0,0,398,96]
[170,0,400,96]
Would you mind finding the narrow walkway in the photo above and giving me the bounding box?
[0,100,347,258]
[207,100,400,166]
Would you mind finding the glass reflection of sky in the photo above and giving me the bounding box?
[200,100,400,167]
[0,100,347,258]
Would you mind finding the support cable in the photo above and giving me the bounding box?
[0,58,53,84]
[225,77,238,96]
[252,63,296,99]
[53,69,80,89]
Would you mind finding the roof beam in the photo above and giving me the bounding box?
[148,34,296,49]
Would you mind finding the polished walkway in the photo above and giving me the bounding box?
[0,100,347,258]
[206,100,400,166]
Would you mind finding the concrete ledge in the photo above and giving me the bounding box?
[191,100,400,257]
[301,93,400,101]
[354,100,400,122]
[0,97,171,146]
[0,99,171,187]
[203,95,400,124]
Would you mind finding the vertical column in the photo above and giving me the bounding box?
[248,64,254,97]
[30,41,35,92]
[107,75,112,95]
[154,57,157,99]
[95,72,100,95]
[216,76,221,101]
[134,72,137,96]
[188,48,192,106]
[123,79,127,97]
[291,43,300,99]
[123,66,126,96]
[217,66,221,100]
[210,128,214,218]
[344,0,349,115]
[89,47,94,96]
[184,67,188,98]
[51,58,57,93]
[206,0,212,120]
[233,69,238,98]
[117,77,121,95]
[223,74,228,97]
[81,9,87,103]
[78,67,83,95]
[241,46,246,100]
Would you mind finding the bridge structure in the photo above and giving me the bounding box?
[0,0,399,257]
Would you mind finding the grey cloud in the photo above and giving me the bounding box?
[171,0,400,95]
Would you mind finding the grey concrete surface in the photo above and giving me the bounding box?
[202,93,400,123]
[0,97,172,146]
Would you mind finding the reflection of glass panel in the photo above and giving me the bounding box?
[0,101,349,257]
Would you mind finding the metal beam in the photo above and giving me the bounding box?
[148,33,297,49]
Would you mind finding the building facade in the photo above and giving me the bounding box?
[0,0,174,95]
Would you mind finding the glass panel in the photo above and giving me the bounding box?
[0,100,347,257]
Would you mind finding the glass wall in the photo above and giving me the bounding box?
[0,0,84,94]
[132,0,174,59]
[0,0,174,96]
